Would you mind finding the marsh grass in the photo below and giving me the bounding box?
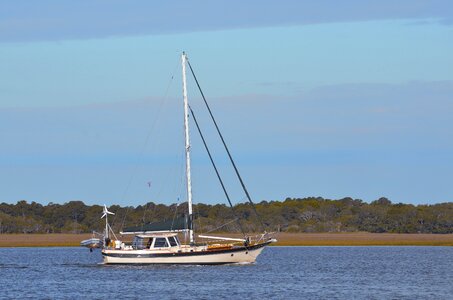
[271,232,453,246]
[1,232,452,247]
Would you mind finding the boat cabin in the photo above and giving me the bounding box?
[131,233,181,250]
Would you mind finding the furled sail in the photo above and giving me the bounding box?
[121,216,189,234]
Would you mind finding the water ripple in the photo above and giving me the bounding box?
[0,246,451,299]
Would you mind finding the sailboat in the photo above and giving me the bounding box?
[82,52,276,264]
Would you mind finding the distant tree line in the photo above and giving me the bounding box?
[0,197,452,234]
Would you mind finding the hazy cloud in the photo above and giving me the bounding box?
[1,80,452,204]
[1,0,452,42]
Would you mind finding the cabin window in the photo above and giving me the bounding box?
[154,238,168,248]
[132,237,145,250]
[168,236,178,247]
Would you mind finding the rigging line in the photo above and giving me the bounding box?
[144,92,186,226]
[186,59,266,232]
[205,218,240,234]
[169,126,186,209]
[177,149,186,203]
[171,197,181,230]
[117,60,179,230]
[194,204,203,236]
[188,105,246,237]
[144,141,182,225]
[193,199,207,237]
[171,203,178,230]
[141,202,152,225]
[141,64,180,226]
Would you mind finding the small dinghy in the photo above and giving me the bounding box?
[80,237,102,249]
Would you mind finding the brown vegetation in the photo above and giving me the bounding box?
[0,234,92,247]
[272,232,453,246]
[1,232,452,247]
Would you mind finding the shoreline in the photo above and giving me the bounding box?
[1,232,452,247]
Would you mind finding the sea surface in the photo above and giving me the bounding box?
[0,246,451,299]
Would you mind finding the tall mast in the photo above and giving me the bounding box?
[182,52,194,244]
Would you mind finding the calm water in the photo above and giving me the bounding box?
[0,246,451,299]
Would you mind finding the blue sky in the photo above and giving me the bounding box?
[0,1,452,206]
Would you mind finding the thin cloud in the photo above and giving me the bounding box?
[0,0,452,42]
[1,79,452,204]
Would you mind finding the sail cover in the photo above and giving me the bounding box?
[121,216,189,234]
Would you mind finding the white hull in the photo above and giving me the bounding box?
[102,244,268,265]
